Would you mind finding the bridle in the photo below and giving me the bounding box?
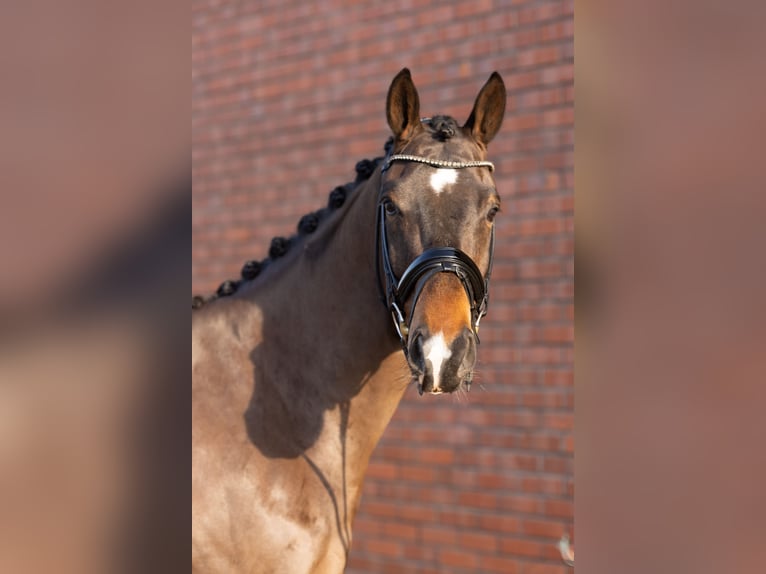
[376,153,496,357]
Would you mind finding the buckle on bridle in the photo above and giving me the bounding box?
[390,301,409,340]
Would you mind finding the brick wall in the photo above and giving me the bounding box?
[193,0,573,572]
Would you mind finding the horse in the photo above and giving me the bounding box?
[192,68,506,573]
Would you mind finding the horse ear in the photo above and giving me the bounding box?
[463,72,506,146]
[386,68,421,142]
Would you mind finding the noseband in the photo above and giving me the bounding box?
[377,154,495,356]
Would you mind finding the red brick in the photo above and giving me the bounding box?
[542,412,574,431]
[458,491,498,509]
[422,525,457,545]
[460,531,498,552]
[363,501,398,518]
[499,494,541,514]
[455,0,492,18]
[395,504,437,522]
[522,518,566,539]
[439,548,478,569]
[364,539,401,558]
[480,555,521,573]
[439,509,481,529]
[542,456,572,473]
[521,563,570,574]
[501,536,546,558]
[544,499,574,519]
[480,514,522,534]
[380,521,418,540]
[366,462,398,479]
[352,517,380,536]
[418,447,454,465]
[517,45,562,68]
[398,465,436,482]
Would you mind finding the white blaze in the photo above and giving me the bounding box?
[429,168,458,194]
[422,332,452,391]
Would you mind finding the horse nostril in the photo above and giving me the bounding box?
[408,331,426,373]
[457,328,478,376]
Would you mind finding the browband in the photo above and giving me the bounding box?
[382,154,494,173]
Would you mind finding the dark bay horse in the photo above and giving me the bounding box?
[192,68,506,573]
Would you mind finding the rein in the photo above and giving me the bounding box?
[376,154,496,356]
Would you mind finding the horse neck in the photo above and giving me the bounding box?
[279,169,400,372]
[249,167,410,478]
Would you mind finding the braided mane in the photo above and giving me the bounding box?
[192,140,392,310]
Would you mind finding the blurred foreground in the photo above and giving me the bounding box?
[0,1,187,572]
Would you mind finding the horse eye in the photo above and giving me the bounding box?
[487,205,500,223]
[382,198,399,216]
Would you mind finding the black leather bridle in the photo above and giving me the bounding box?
[376,153,496,356]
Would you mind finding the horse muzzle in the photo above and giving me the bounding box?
[407,326,477,395]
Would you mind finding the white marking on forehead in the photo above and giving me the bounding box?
[429,168,458,194]
[422,332,452,391]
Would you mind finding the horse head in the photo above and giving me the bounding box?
[378,68,506,395]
